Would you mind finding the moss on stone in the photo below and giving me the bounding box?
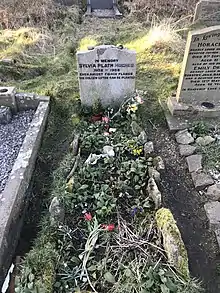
[155,208,190,279]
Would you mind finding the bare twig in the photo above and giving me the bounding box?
[66,148,81,181]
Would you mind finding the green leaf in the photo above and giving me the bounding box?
[166,278,177,292]
[79,184,89,190]
[54,282,61,288]
[160,284,170,293]
[125,268,132,277]
[104,272,116,283]
[88,265,97,271]
[28,273,35,282]
[144,279,154,289]
[27,282,34,290]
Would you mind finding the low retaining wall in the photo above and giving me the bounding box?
[0,87,50,287]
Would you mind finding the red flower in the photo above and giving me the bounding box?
[102,116,110,123]
[101,224,115,231]
[84,212,92,221]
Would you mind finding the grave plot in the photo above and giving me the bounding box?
[0,88,50,287]
[0,109,34,197]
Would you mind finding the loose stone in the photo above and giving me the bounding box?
[131,121,142,136]
[186,154,202,173]
[175,129,194,145]
[144,142,154,157]
[148,167,161,182]
[179,144,196,156]
[191,171,214,190]
[138,131,148,144]
[153,156,165,171]
[49,196,65,224]
[196,136,215,146]
[204,201,220,230]
[207,184,220,201]
[147,177,162,209]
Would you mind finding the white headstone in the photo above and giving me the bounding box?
[76,45,136,107]
[194,0,220,26]
[176,26,220,106]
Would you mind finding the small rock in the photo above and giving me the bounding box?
[207,184,220,201]
[155,208,190,279]
[153,156,165,171]
[49,197,65,224]
[196,136,215,146]
[147,177,162,209]
[214,229,220,248]
[191,171,214,190]
[175,129,194,145]
[204,201,220,229]
[0,106,12,124]
[70,134,80,156]
[103,145,115,157]
[179,144,196,156]
[144,142,154,156]
[138,131,148,144]
[131,121,142,136]
[148,167,161,182]
[186,154,202,173]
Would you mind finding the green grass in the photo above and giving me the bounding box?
[0,14,189,293]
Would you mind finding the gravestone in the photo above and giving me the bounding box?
[85,0,122,18]
[167,26,220,118]
[76,45,136,107]
[194,1,220,26]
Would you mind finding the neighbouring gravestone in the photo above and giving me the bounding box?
[76,45,136,107]
[194,1,220,26]
[170,26,220,111]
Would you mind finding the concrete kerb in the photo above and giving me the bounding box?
[0,87,50,287]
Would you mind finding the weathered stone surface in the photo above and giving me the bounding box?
[76,45,136,107]
[153,156,165,171]
[196,136,215,146]
[214,229,220,248]
[70,134,80,156]
[138,130,148,144]
[144,141,154,156]
[186,154,202,173]
[207,184,220,201]
[131,121,142,136]
[176,26,220,107]
[49,197,65,224]
[204,201,220,229]
[193,0,220,26]
[175,129,194,145]
[0,100,50,287]
[147,177,161,210]
[148,167,161,182]
[0,106,12,124]
[0,87,17,112]
[179,144,196,156]
[155,208,190,279]
[191,171,214,190]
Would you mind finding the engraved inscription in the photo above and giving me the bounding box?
[182,32,220,92]
[78,59,135,80]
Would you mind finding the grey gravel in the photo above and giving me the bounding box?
[0,110,34,196]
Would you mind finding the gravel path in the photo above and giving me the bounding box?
[0,110,35,198]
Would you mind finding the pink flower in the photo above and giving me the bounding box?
[104,132,110,136]
[101,224,115,231]
[84,212,92,221]
[135,96,144,104]
[102,116,110,123]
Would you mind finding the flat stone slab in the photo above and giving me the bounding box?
[207,184,220,201]
[192,171,214,190]
[196,136,215,146]
[0,98,50,287]
[186,154,202,173]
[204,201,220,230]
[175,129,194,145]
[179,144,196,156]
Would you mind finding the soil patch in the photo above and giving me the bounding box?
[148,123,220,293]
